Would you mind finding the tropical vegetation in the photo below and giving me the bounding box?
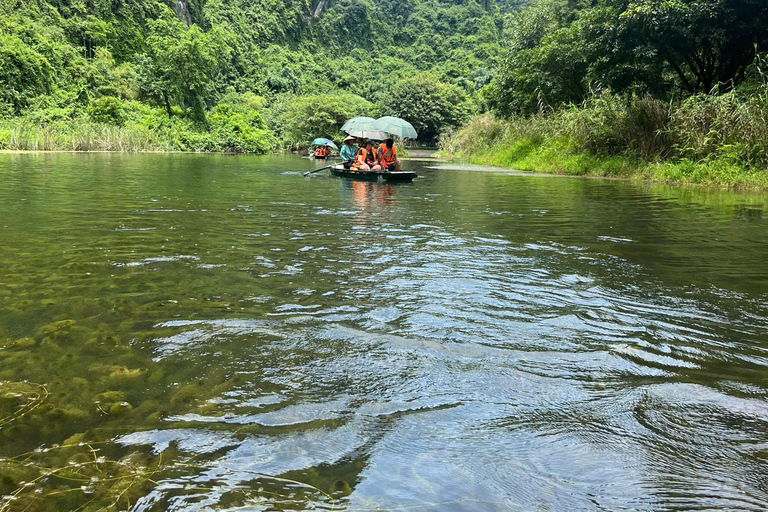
[3,0,768,186]
[443,0,768,187]
[0,0,520,151]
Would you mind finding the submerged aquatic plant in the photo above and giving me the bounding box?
[0,315,349,511]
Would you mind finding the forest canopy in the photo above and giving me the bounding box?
[487,0,768,116]
[2,0,768,155]
[0,0,516,149]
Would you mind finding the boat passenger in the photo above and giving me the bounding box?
[315,145,328,158]
[354,140,382,172]
[378,138,401,172]
[340,136,357,169]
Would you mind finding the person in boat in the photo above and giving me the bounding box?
[378,138,401,172]
[314,145,328,158]
[354,140,382,172]
[340,135,357,169]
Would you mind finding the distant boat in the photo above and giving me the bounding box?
[329,164,416,182]
[311,137,338,160]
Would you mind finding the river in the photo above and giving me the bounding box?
[1,153,767,511]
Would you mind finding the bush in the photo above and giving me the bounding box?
[560,93,670,159]
[440,114,507,154]
[0,33,53,113]
[269,91,377,148]
[88,96,126,125]
[669,91,768,167]
[379,73,475,142]
[208,103,278,153]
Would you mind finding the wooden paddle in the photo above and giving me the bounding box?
[303,162,336,177]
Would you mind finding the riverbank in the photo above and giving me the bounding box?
[441,137,768,190]
[441,92,768,190]
[0,109,278,154]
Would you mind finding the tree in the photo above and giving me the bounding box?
[138,9,232,126]
[618,0,768,94]
[379,73,474,141]
[489,0,768,117]
[0,33,53,114]
[271,91,376,147]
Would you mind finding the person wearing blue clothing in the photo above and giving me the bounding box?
[340,135,358,169]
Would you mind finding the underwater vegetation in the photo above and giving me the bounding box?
[0,318,355,511]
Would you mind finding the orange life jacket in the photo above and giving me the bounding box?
[378,144,396,165]
[355,148,366,165]
[366,147,377,164]
[356,147,376,165]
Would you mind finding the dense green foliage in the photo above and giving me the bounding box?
[5,0,768,186]
[443,82,768,188]
[487,0,768,116]
[438,0,768,187]
[0,0,510,150]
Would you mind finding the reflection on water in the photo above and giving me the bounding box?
[349,180,399,208]
[1,153,768,511]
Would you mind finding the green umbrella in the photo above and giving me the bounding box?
[344,129,388,140]
[341,117,387,140]
[341,117,376,132]
[311,138,338,149]
[372,116,418,139]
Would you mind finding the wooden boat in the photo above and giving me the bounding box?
[329,164,417,182]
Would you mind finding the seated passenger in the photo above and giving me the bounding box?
[340,136,357,168]
[378,138,401,172]
[354,140,382,171]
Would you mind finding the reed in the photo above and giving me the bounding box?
[0,116,275,153]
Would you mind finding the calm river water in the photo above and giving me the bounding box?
[1,153,768,511]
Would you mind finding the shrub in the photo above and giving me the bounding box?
[269,91,376,148]
[87,96,126,125]
[440,114,506,154]
[560,93,670,159]
[669,91,768,167]
[208,103,278,153]
[379,73,475,142]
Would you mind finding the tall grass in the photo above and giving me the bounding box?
[0,119,176,152]
[670,91,768,167]
[0,114,278,154]
[441,89,768,188]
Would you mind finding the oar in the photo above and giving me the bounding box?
[303,163,336,177]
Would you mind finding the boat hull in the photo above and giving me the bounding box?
[329,164,416,182]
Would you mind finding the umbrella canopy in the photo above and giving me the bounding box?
[311,137,338,149]
[344,129,388,140]
[341,117,387,140]
[372,116,418,139]
[341,117,376,132]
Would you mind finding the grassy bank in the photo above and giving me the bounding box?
[0,117,277,154]
[0,95,279,154]
[441,92,768,189]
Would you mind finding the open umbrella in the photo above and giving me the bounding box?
[311,137,338,150]
[341,117,376,132]
[344,129,388,140]
[341,117,387,140]
[372,116,418,139]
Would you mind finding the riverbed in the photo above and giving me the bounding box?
[1,153,767,511]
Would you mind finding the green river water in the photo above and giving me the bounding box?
[1,153,768,511]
